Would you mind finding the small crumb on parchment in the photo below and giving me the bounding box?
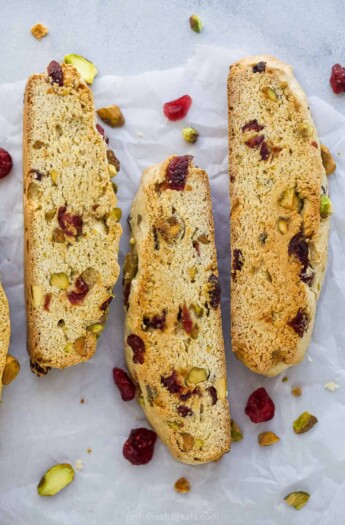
[75,459,84,471]
[324,381,340,392]
[31,23,49,40]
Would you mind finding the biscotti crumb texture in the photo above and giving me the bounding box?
[23,62,122,374]
[124,156,231,465]
[228,56,330,376]
[0,282,10,397]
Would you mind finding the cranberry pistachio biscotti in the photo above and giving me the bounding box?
[0,282,10,396]
[23,61,122,374]
[124,156,231,464]
[228,56,331,376]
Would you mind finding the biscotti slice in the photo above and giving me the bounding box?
[124,155,231,464]
[228,56,331,376]
[23,61,122,374]
[0,282,10,397]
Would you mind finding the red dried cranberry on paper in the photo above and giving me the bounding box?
[208,274,221,309]
[245,387,275,423]
[113,367,135,401]
[181,305,193,334]
[123,428,157,465]
[288,308,309,337]
[245,135,265,148]
[47,60,63,86]
[163,95,192,121]
[58,206,83,237]
[0,148,13,179]
[161,370,182,394]
[127,334,145,364]
[330,64,345,94]
[165,155,193,191]
[67,276,89,305]
[242,120,264,133]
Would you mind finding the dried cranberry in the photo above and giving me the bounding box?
[181,305,193,334]
[208,274,221,309]
[245,135,265,148]
[143,310,166,330]
[233,249,244,272]
[179,391,192,401]
[192,240,200,255]
[161,370,182,394]
[288,308,309,337]
[96,123,109,144]
[113,367,136,401]
[0,148,13,179]
[207,386,218,405]
[107,149,120,172]
[163,95,192,121]
[58,206,83,238]
[47,60,63,86]
[127,334,145,364]
[165,155,193,191]
[30,169,44,181]
[245,387,275,423]
[100,296,113,311]
[123,428,157,465]
[43,293,52,312]
[300,265,314,286]
[288,232,309,266]
[330,64,345,94]
[177,405,193,417]
[253,61,266,73]
[242,119,264,133]
[260,141,270,160]
[67,276,89,305]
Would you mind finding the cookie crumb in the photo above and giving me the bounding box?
[137,131,144,138]
[174,477,191,494]
[80,398,85,404]
[291,386,302,397]
[87,448,92,454]
[307,355,313,362]
[282,376,288,382]
[31,23,49,40]
[324,381,339,392]
[75,459,84,471]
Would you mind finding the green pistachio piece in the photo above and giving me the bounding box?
[189,14,203,33]
[50,272,69,290]
[182,127,199,144]
[293,412,318,434]
[45,209,56,222]
[64,54,97,84]
[262,86,278,101]
[230,420,243,442]
[37,463,75,496]
[2,355,20,385]
[97,105,125,128]
[320,195,333,218]
[284,491,310,510]
[191,303,204,318]
[278,217,288,234]
[87,323,104,336]
[109,208,122,222]
[123,253,138,283]
[187,367,207,384]
[258,431,280,446]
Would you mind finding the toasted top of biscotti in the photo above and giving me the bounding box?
[228,55,330,376]
[124,156,231,464]
[23,62,122,373]
[0,282,10,396]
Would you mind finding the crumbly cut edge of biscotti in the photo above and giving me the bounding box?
[125,157,231,464]
[0,282,10,397]
[23,65,121,371]
[228,55,330,377]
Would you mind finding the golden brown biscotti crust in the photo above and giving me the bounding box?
[124,156,231,464]
[23,63,122,373]
[228,55,330,376]
[0,282,10,397]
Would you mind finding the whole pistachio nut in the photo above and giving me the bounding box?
[230,420,243,442]
[320,144,336,175]
[182,127,199,144]
[97,105,125,128]
[258,431,280,446]
[293,411,318,434]
[189,14,203,33]
[2,355,20,385]
[284,491,310,510]
[37,463,75,496]
[64,54,97,84]
[320,195,333,219]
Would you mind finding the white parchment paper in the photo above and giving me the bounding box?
[0,45,344,525]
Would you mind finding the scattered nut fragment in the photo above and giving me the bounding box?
[189,14,203,33]
[182,127,199,144]
[2,355,20,385]
[97,105,125,128]
[64,54,97,85]
[293,412,318,434]
[284,491,310,510]
[262,86,278,101]
[258,431,280,446]
[320,195,333,218]
[174,477,191,494]
[230,420,243,442]
[31,23,48,40]
[187,367,207,384]
[324,381,340,392]
[50,272,69,290]
[291,386,302,397]
[37,464,75,497]
[32,285,43,307]
[321,144,336,175]
[279,188,303,212]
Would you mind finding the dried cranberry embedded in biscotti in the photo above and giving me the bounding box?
[123,428,157,465]
[253,61,266,73]
[181,305,193,334]
[288,308,310,337]
[245,387,275,423]
[163,95,192,121]
[165,155,193,191]
[260,141,270,160]
[242,120,265,133]
[208,274,221,309]
[113,367,136,401]
[127,334,145,364]
[161,370,182,394]
[288,232,309,266]
[330,64,345,94]
[177,405,193,417]
[143,310,166,330]
[96,123,109,144]
[58,206,83,238]
[0,148,13,179]
[67,276,89,305]
[47,60,63,86]
[207,386,218,405]
[245,134,265,148]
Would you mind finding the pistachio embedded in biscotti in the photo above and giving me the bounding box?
[52,228,66,243]
[187,367,208,384]
[188,266,197,282]
[297,120,313,138]
[50,272,69,290]
[2,355,20,385]
[191,303,204,318]
[190,324,199,339]
[320,195,333,218]
[279,188,303,212]
[74,337,87,356]
[109,208,122,222]
[278,217,289,234]
[320,144,336,175]
[87,323,104,336]
[45,209,56,222]
[50,169,59,185]
[156,215,185,243]
[31,285,43,306]
[64,343,74,354]
[194,438,204,449]
[262,86,278,101]
[180,433,194,452]
[215,377,226,400]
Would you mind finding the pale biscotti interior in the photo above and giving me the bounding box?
[125,157,231,464]
[0,282,10,396]
[24,63,122,373]
[228,56,330,376]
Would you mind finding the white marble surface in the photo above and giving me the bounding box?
[1,0,344,113]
